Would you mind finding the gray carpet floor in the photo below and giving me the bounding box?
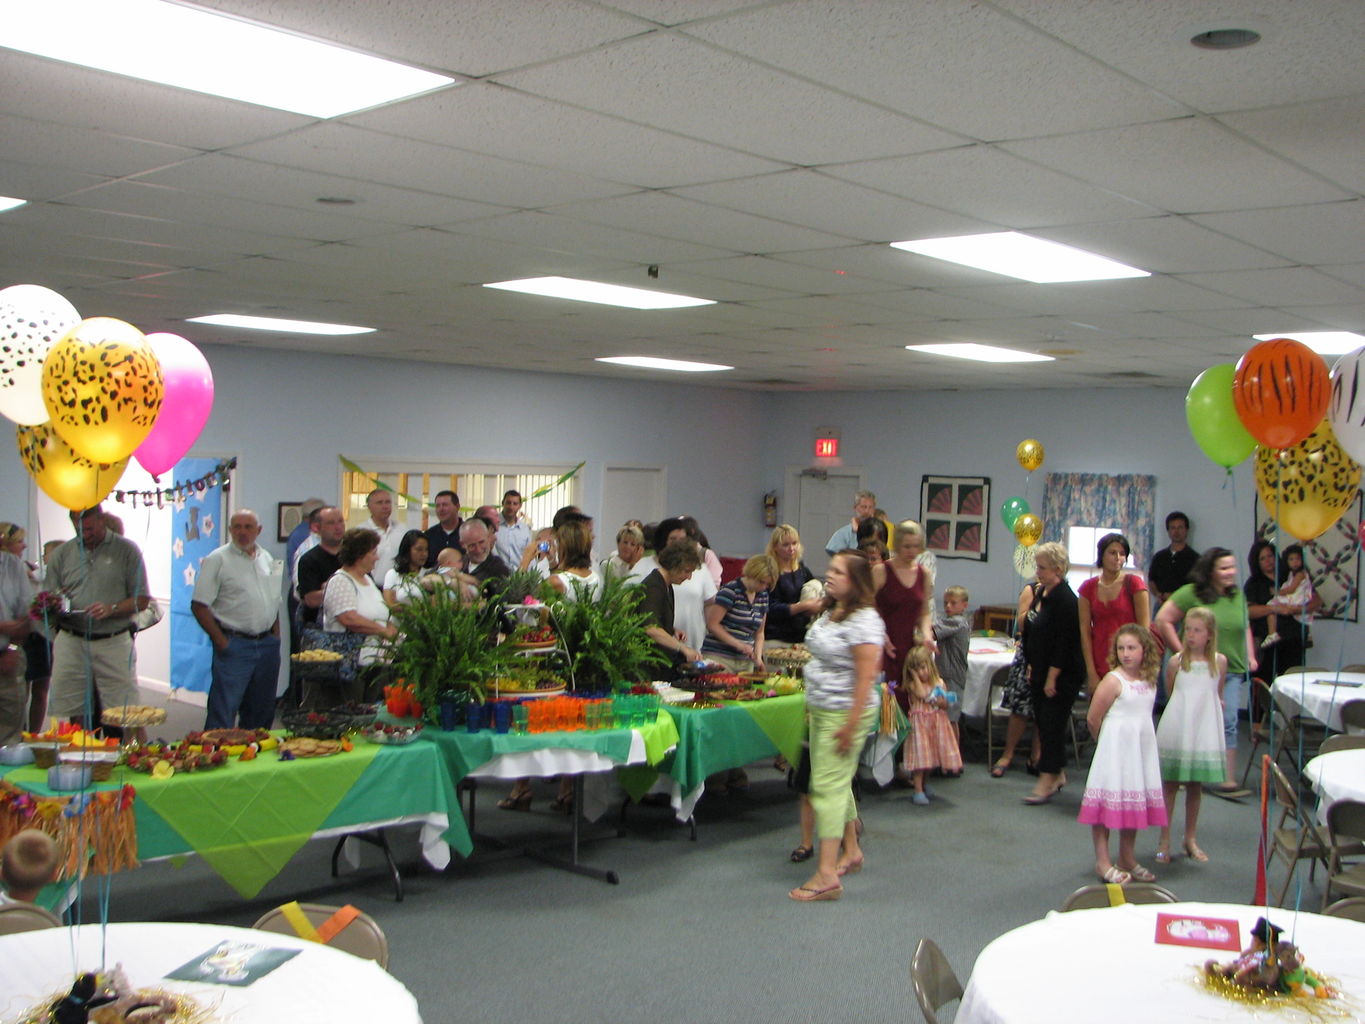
[88,692,1324,1023]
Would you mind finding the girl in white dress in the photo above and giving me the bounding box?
[1155,607,1227,863]
[1077,624,1167,885]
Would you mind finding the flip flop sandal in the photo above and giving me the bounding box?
[788,884,843,902]
[1099,866,1131,885]
[789,845,814,863]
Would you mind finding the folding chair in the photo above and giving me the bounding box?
[252,901,389,969]
[985,665,1014,766]
[1322,896,1365,922]
[1059,882,1177,911]
[910,938,963,1024]
[1268,762,1338,907]
[1324,800,1365,910]
[1341,699,1365,733]
[0,902,63,933]
[1319,735,1365,756]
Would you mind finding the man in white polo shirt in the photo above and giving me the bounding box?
[361,489,404,582]
[192,509,282,729]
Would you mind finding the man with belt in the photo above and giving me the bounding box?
[192,509,283,729]
[46,505,151,728]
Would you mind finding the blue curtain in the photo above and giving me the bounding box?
[1042,473,1156,569]
[170,458,226,693]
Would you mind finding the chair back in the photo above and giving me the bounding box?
[0,901,63,933]
[1323,896,1365,922]
[910,938,963,1024]
[1341,665,1365,674]
[252,901,389,969]
[1060,882,1178,911]
[1270,761,1299,813]
[1319,734,1365,756]
[1326,800,1365,846]
[1341,699,1365,732]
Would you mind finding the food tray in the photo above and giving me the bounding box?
[281,708,354,739]
[101,705,167,728]
[279,737,344,758]
[365,725,423,745]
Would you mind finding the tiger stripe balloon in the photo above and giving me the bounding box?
[1329,346,1365,466]
[1233,338,1330,450]
[1254,419,1360,542]
[40,317,163,464]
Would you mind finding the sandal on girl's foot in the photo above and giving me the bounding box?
[789,845,814,863]
[990,760,1010,778]
[1184,842,1209,863]
[549,793,574,814]
[1154,844,1172,865]
[1098,866,1130,885]
[788,883,842,902]
[1125,864,1156,883]
[497,792,532,811]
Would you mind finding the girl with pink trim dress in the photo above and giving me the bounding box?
[902,646,963,805]
[1077,624,1168,885]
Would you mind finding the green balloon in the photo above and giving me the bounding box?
[1186,363,1256,467]
[1000,496,1031,530]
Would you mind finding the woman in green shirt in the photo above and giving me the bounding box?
[1154,547,1257,797]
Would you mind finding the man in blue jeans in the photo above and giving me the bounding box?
[192,509,283,729]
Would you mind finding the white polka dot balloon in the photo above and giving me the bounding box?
[0,284,81,425]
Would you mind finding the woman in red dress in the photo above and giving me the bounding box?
[1077,532,1150,694]
[873,520,936,711]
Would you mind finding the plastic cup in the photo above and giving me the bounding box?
[493,702,512,734]
[465,701,482,733]
[512,704,528,734]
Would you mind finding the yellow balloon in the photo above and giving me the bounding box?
[1016,438,1045,472]
[1013,513,1043,547]
[1254,419,1361,542]
[41,317,163,464]
[17,421,128,510]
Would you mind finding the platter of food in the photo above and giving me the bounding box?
[278,737,346,758]
[100,704,167,729]
[365,721,424,745]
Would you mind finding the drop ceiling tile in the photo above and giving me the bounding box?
[1056,311,1225,340]
[1034,215,1291,275]
[1166,307,1305,337]
[1220,97,1365,194]
[495,32,964,165]
[1189,200,1365,266]
[774,246,1007,289]
[0,113,197,179]
[682,0,1186,139]
[135,155,509,227]
[600,1,774,25]
[1175,267,1365,307]
[448,210,736,265]
[1275,306,1365,331]
[1001,118,1351,213]
[669,169,990,242]
[227,124,636,208]
[1320,264,1365,290]
[587,265,797,303]
[0,160,109,202]
[993,0,1365,114]
[855,289,1030,321]
[198,0,648,77]
[345,227,635,286]
[346,83,786,189]
[673,253,905,296]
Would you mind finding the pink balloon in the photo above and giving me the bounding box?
[133,333,213,478]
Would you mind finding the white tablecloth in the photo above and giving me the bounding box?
[1304,748,1365,825]
[957,901,1365,1024]
[1272,670,1365,732]
[0,922,421,1024]
[964,637,1015,718]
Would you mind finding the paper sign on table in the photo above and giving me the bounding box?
[165,941,300,986]
[1154,913,1241,951]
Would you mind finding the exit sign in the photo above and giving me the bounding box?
[815,437,839,458]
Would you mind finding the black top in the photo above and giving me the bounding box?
[469,554,511,581]
[639,569,680,678]
[1148,545,1200,599]
[1022,580,1086,697]
[765,565,816,643]
[296,547,342,625]
[423,522,463,568]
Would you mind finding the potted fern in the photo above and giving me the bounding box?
[546,572,668,691]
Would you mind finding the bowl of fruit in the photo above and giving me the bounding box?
[364,721,424,745]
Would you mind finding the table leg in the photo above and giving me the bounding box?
[331,829,404,901]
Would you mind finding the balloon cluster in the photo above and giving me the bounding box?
[1000,439,1045,576]
[1186,337,1364,544]
[0,284,215,509]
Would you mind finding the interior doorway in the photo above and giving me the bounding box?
[787,467,864,577]
[600,466,666,546]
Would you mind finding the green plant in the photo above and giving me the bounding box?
[547,572,668,691]
[494,569,554,606]
[385,586,520,718]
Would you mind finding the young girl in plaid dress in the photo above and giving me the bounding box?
[902,646,962,805]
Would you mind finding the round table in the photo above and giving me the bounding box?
[1272,670,1365,732]
[1304,748,1365,824]
[964,636,1016,718]
[0,922,421,1024]
[956,901,1365,1024]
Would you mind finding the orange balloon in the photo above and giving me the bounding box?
[1233,338,1330,450]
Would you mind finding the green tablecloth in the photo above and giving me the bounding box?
[3,738,466,898]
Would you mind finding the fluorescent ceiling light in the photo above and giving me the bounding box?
[0,196,26,213]
[905,343,1054,364]
[484,276,715,310]
[188,313,374,336]
[1252,331,1365,356]
[0,0,455,118]
[596,356,732,373]
[890,231,1149,283]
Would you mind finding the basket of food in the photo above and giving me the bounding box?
[765,646,811,669]
[59,750,119,781]
[291,648,344,680]
[328,701,378,731]
[365,721,424,745]
[281,708,354,740]
[101,704,168,729]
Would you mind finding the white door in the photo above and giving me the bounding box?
[791,468,864,577]
[600,466,666,544]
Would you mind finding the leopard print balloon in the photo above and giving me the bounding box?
[41,317,163,464]
[0,284,81,426]
[16,421,128,510]
[1254,420,1361,542]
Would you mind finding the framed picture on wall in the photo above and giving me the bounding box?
[921,475,990,561]
[277,502,303,543]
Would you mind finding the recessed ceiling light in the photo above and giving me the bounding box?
[187,313,374,336]
[905,343,1054,364]
[890,231,1149,283]
[596,356,732,373]
[0,0,455,118]
[0,196,26,213]
[484,276,715,310]
[1252,331,1365,355]
[1191,28,1261,50]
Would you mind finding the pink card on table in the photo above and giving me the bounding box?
[1154,913,1241,951]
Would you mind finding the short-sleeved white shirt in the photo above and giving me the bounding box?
[803,607,886,711]
[322,571,390,665]
[191,543,281,634]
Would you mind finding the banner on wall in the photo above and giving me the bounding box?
[170,457,228,693]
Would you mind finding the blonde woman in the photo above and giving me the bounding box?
[764,524,821,648]
[1021,541,1086,804]
[702,554,777,671]
[873,520,936,711]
